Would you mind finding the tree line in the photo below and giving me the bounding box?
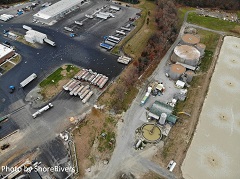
[175,0,240,10]
[0,0,25,5]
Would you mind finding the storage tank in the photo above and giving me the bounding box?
[185,70,195,83]
[159,113,167,125]
[171,45,200,67]
[169,64,186,80]
[181,34,200,45]
[195,43,206,56]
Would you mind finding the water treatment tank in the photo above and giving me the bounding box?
[171,45,201,67]
[185,70,195,83]
[159,113,167,125]
[195,43,206,56]
[169,64,186,80]
[181,34,200,45]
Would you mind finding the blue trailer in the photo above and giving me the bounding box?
[100,43,113,50]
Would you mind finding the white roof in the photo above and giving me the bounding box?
[34,0,83,20]
[26,30,47,39]
[0,44,14,59]
[176,80,185,88]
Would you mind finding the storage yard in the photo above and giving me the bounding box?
[182,36,240,179]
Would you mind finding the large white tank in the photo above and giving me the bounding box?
[171,45,200,67]
[159,113,167,125]
[169,64,186,80]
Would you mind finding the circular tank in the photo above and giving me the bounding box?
[185,70,195,83]
[195,43,206,56]
[181,34,200,45]
[141,123,162,143]
[169,64,186,80]
[159,113,167,125]
[184,27,197,34]
[171,45,201,66]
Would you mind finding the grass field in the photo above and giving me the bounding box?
[187,12,239,33]
[1,61,14,71]
[178,7,195,26]
[39,64,80,100]
[112,0,156,58]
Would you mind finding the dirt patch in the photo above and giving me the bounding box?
[40,79,69,100]
[73,108,119,178]
[61,70,67,77]
[140,171,166,179]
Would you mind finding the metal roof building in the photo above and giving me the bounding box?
[33,0,84,24]
[149,101,178,125]
[0,44,15,64]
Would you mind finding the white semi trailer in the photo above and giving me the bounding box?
[32,103,53,118]
[20,73,37,88]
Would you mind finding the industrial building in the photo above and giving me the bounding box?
[168,64,186,81]
[33,0,85,24]
[0,44,15,64]
[181,34,200,45]
[25,30,47,44]
[148,101,178,125]
[171,45,201,67]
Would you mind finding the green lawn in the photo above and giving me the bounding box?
[200,50,214,72]
[197,29,220,51]
[187,12,239,32]
[40,65,79,87]
[178,7,195,26]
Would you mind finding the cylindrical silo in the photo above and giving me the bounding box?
[159,113,167,125]
[169,64,186,80]
[181,34,200,45]
[171,45,200,67]
[185,70,195,83]
[195,43,206,56]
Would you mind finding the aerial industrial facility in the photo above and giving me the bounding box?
[0,44,15,64]
[33,0,85,24]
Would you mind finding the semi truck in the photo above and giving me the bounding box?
[99,77,108,89]
[116,30,126,36]
[43,38,56,46]
[64,27,73,32]
[140,87,152,106]
[82,91,93,103]
[74,85,84,96]
[20,73,37,88]
[32,103,53,118]
[121,27,131,31]
[78,85,89,97]
[63,79,76,90]
[23,25,32,31]
[80,89,90,99]
[70,85,80,95]
[74,21,83,26]
[100,43,113,50]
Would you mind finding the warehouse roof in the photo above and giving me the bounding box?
[0,44,14,59]
[34,0,83,20]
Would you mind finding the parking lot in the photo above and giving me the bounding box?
[0,0,140,177]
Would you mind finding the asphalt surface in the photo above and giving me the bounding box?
[0,0,139,178]
[0,118,19,139]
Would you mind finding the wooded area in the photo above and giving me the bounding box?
[0,0,26,5]
[176,0,240,10]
